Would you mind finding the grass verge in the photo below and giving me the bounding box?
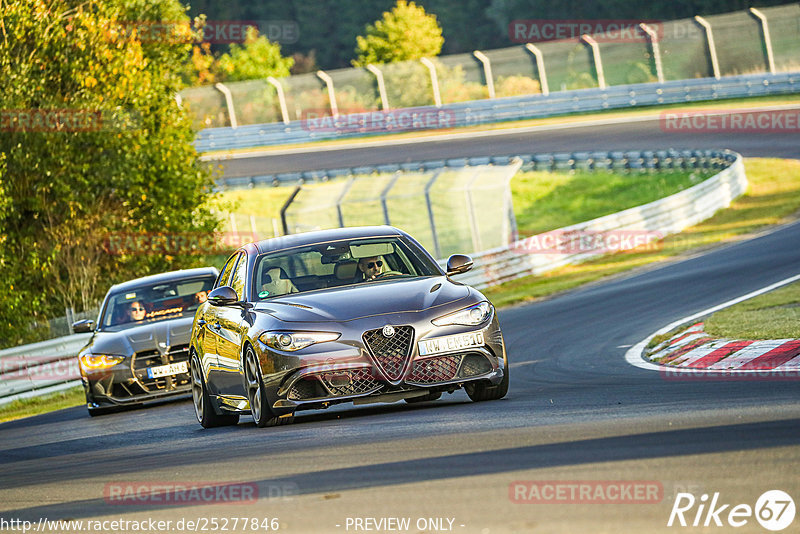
[0,386,84,424]
[482,158,800,308]
[704,281,800,339]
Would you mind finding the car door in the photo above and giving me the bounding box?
[214,251,249,398]
[203,253,238,393]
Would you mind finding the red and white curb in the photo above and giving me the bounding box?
[625,273,800,375]
[648,322,800,371]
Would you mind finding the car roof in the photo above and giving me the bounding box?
[253,226,406,254]
[107,267,219,293]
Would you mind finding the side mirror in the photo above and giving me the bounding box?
[208,286,239,306]
[446,254,473,276]
[72,319,95,333]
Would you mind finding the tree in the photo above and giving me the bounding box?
[217,26,294,82]
[0,0,219,346]
[353,0,444,66]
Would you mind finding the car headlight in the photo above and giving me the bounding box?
[432,301,493,326]
[79,354,125,371]
[259,331,341,352]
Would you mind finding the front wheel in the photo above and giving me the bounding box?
[465,365,509,402]
[244,347,293,428]
[191,353,239,428]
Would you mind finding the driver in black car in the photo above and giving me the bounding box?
[357,256,384,281]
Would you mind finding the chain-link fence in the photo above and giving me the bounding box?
[280,160,522,258]
[181,5,800,129]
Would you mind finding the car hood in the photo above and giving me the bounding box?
[85,316,195,356]
[253,276,472,322]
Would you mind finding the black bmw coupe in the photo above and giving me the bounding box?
[74,267,218,415]
[190,226,508,428]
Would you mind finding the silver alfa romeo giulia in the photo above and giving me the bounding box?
[189,226,508,428]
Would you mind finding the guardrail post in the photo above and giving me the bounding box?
[366,64,390,110]
[749,8,776,74]
[524,43,549,96]
[280,186,302,235]
[420,58,442,107]
[473,50,495,99]
[335,177,356,228]
[580,35,606,89]
[214,82,238,129]
[464,169,484,252]
[424,169,444,257]
[694,16,721,80]
[267,76,291,124]
[317,70,339,118]
[639,23,665,83]
[380,172,402,225]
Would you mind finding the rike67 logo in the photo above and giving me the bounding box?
[668,490,795,531]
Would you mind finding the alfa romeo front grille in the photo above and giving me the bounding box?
[407,355,460,384]
[362,325,414,381]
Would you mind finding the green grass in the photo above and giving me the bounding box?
[704,281,800,339]
[219,168,709,239]
[511,169,708,236]
[0,386,84,424]
[482,158,800,308]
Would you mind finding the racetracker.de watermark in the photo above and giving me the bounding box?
[104,232,258,256]
[103,481,297,505]
[510,480,663,504]
[0,355,79,382]
[301,108,456,134]
[0,109,141,133]
[105,20,299,44]
[509,19,663,43]
[514,230,664,255]
[660,367,800,381]
[661,109,800,133]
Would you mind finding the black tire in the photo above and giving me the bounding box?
[465,364,509,402]
[191,352,239,428]
[244,346,293,428]
[404,391,442,403]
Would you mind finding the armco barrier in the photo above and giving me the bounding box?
[194,72,799,153]
[0,149,742,405]
[0,333,90,406]
[448,149,746,289]
[216,148,731,189]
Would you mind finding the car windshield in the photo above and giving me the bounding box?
[252,237,441,300]
[99,276,216,329]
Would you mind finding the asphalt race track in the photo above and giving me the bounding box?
[214,109,800,177]
[1,120,800,533]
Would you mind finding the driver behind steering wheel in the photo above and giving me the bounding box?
[357,255,384,281]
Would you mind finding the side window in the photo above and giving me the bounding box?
[230,252,248,300]
[214,253,238,289]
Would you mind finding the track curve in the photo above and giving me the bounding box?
[2,119,800,533]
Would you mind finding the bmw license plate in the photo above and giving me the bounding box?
[418,332,485,356]
[147,361,188,379]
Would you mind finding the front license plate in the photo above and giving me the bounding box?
[147,361,188,379]
[418,332,485,356]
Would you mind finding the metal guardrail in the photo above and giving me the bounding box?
[195,72,799,153]
[0,333,90,406]
[448,149,746,289]
[0,149,742,406]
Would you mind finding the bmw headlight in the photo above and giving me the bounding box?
[79,354,125,371]
[432,301,493,326]
[259,331,341,352]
